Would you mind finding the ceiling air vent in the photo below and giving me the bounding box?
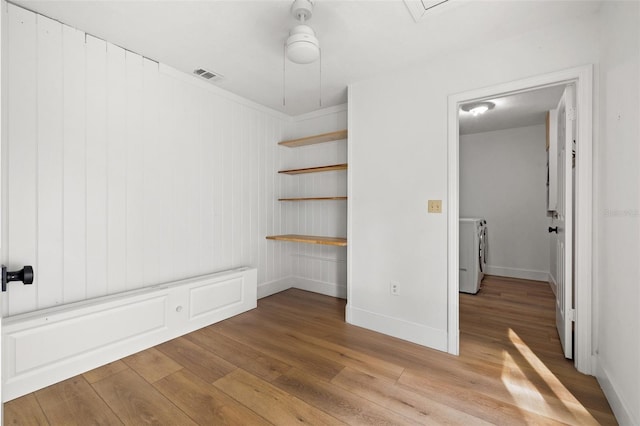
[193,68,224,82]
[404,0,459,22]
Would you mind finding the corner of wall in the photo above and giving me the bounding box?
[257,276,294,299]
[291,276,346,299]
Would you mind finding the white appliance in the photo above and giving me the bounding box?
[459,218,487,294]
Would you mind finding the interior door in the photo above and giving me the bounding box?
[553,85,575,359]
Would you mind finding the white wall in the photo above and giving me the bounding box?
[596,1,640,424]
[460,125,550,281]
[2,4,292,316]
[347,12,600,351]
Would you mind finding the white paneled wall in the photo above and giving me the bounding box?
[3,4,291,316]
[282,106,348,297]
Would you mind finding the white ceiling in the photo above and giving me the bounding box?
[459,85,566,135]
[14,0,601,116]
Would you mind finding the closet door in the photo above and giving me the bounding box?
[553,85,575,359]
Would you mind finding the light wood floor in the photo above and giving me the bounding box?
[5,276,616,425]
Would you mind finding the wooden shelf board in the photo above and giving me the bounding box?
[279,196,347,201]
[279,163,347,175]
[266,234,347,247]
[279,129,347,147]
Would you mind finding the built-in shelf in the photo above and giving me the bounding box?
[279,129,347,148]
[266,234,347,247]
[279,196,347,202]
[279,163,347,175]
[268,130,348,250]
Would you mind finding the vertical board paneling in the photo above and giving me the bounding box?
[221,99,233,270]
[7,5,38,314]
[85,35,108,298]
[62,25,87,303]
[265,117,275,282]
[106,43,127,295]
[250,110,261,270]
[36,15,64,308]
[231,104,241,267]
[198,94,215,274]
[5,5,290,315]
[185,86,201,275]
[211,96,225,272]
[125,51,144,290]
[256,113,266,284]
[168,78,184,279]
[141,58,162,286]
[172,84,200,279]
[155,73,173,282]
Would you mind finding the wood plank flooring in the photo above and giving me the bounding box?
[4,275,617,425]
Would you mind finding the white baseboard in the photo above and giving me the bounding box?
[548,272,558,296]
[596,361,635,425]
[292,277,347,299]
[257,277,293,299]
[346,306,448,352]
[2,268,257,402]
[485,265,549,282]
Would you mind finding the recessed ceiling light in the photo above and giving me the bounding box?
[461,101,495,116]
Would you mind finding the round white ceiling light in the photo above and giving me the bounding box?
[286,25,320,64]
[286,0,320,64]
[461,101,495,116]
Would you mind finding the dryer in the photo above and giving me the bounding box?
[459,218,487,294]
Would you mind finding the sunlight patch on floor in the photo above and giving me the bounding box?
[501,350,552,415]
[505,328,599,425]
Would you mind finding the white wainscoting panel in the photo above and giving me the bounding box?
[2,268,256,401]
[4,4,290,315]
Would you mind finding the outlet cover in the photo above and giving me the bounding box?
[390,282,400,296]
[428,200,442,213]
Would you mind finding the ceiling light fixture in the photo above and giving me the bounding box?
[282,0,323,108]
[286,0,319,64]
[461,101,495,116]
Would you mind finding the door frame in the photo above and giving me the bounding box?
[446,65,593,374]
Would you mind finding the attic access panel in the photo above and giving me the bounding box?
[404,0,458,22]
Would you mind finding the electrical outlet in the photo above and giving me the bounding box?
[390,282,400,296]
[428,200,442,213]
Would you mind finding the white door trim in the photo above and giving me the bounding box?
[447,65,593,375]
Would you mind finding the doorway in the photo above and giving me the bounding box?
[457,84,573,359]
[446,65,594,374]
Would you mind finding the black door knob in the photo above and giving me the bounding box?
[548,226,559,233]
[2,265,34,292]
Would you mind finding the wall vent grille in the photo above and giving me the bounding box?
[193,68,224,82]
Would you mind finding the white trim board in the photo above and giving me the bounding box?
[447,65,594,376]
[548,272,558,296]
[597,363,636,426]
[292,277,347,299]
[257,277,294,299]
[258,276,347,300]
[484,266,549,282]
[291,103,348,122]
[348,306,448,352]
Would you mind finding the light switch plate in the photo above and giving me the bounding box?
[428,200,442,213]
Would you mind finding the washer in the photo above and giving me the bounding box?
[459,218,487,294]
